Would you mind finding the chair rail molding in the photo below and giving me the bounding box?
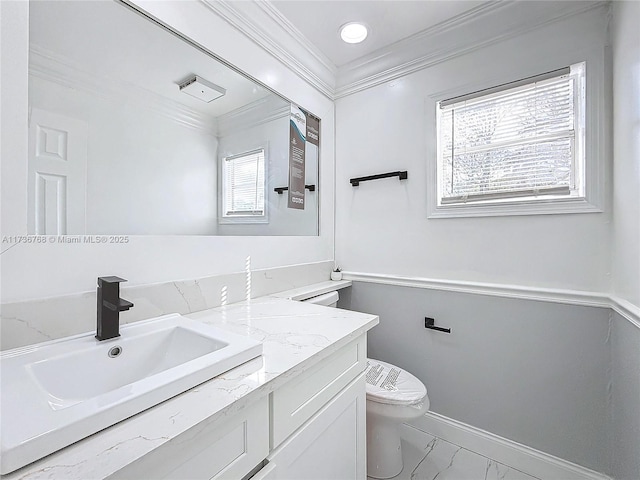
[216,95,290,137]
[342,271,640,330]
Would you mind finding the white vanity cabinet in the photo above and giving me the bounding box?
[254,335,368,480]
[107,335,367,480]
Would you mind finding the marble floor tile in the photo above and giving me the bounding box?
[410,435,488,480]
[395,425,437,480]
[484,459,539,480]
[367,424,435,480]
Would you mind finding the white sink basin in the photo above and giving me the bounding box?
[0,314,262,474]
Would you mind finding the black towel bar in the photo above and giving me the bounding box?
[350,171,407,186]
[274,185,316,194]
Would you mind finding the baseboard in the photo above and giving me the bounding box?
[408,411,611,480]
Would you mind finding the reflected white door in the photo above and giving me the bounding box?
[28,108,87,235]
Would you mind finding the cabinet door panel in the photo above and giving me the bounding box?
[167,421,245,480]
[268,375,366,480]
[271,336,366,449]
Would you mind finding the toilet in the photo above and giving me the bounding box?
[364,358,429,479]
[301,288,429,479]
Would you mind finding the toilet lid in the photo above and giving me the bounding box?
[365,358,427,406]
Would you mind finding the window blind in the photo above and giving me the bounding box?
[223,149,265,216]
[439,66,580,204]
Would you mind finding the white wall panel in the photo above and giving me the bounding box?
[610,311,640,479]
[611,0,640,309]
[335,8,611,293]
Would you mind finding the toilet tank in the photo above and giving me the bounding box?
[302,291,339,308]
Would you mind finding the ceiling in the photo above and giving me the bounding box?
[269,0,488,67]
[30,1,600,103]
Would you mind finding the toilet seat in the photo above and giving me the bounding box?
[365,358,427,406]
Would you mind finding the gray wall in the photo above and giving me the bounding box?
[339,282,611,474]
[610,311,640,480]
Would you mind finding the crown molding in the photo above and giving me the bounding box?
[29,45,218,135]
[216,95,290,137]
[335,0,511,90]
[199,0,336,99]
[253,0,337,76]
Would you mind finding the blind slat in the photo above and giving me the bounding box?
[442,131,574,156]
[440,67,571,108]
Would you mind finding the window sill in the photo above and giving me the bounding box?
[218,217,268,225]
[427,197,602,219]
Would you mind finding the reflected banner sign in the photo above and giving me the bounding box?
[306,112,320,148]
[288,105,306,210]
[288,105,320,210]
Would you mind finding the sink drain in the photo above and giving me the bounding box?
[108,346,123,358]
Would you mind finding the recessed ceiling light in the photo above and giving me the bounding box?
[340,22,368,44]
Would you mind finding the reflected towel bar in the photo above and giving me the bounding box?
[274,185,316,194]
[350,171,408,186]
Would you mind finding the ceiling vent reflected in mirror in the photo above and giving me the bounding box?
[178,75,226,103]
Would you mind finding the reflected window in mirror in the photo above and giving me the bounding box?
[221,148,266,223]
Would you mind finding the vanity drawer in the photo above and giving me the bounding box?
[110,396,269,480]
[270,335,366,449]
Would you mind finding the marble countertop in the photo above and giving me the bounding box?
[3,294,378,480]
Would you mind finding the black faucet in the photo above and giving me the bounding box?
[96,276,134,341]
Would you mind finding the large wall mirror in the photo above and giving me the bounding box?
[27,0,319,236]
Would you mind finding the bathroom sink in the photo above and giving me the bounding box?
[0,314,263,474]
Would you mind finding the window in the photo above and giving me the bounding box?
[221,148,265,220]
[434,62,587,215]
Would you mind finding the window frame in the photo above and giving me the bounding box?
[218,144,269,225]
[427,55,607,219]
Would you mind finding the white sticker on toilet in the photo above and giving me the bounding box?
[366,361,400,391]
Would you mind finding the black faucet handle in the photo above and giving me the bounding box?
[119,299,134,311]
[98,276,128,286]
[98,277,133,311]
